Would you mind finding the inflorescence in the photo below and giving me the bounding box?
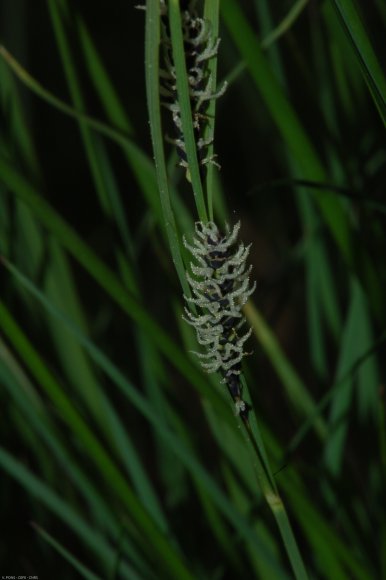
[141,1,255,419]
[159,0,227,180]
[183,221,256,418]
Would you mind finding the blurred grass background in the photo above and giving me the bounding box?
[0,0,385,578]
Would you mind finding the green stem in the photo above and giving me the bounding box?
[203,0,220,221]
[242,417,309,580]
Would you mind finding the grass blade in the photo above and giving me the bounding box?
[203,0,221,220]
[168,0,208,222]
[0,447,139,579]
[221,0,352,263]
[0,46,132,149]
[3,257,290,578]
[331,0,386,124]
[325,280,378,476]
[0,298,194,580]
[0,158,228,412]
[145,0,191,295]
[244,301,327,439]
[32,523,101,580]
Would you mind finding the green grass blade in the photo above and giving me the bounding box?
[0,46,132,149]
[253,0,286,84]
[76,17,168,231]
[283,475,369,579]
[47,0,111,214]
[0,159,231,415]
[0,347,117,533]
[43,241,110,421]
[145,0,191,295]
[0,299,193,580]
[203,0,220,220]
[273,507,309,580]
[0,33,142,494]
[93,137,135,250]
[221,0,352,263]
[75,18,133,135]
[325,280,378,476]
[331,0,386,124]
[3,258,289,578]
[240,407,308,580]
[262,423,372,578]
[260,0,309,50]
[244,301,327,439]
[32,524,101,580]
[0,350,159,579]
[298,197,341,380]
[202,335,308,579]
[168,0,208,222]
[0,39,167,238]
[0,49,40,176]
[287,330,386,456]
[0,447,138,579]
[0,28,190,253]
[306,238,329,379]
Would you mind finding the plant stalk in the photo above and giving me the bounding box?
[241,416,309,580]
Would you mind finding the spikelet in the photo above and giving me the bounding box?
[183,221,255,418]
[159,0,227,180]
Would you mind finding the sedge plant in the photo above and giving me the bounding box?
[145,1,308,577]
[0,0,385,578]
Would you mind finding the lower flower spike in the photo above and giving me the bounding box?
[183,221,256,418]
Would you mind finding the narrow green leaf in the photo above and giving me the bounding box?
[260,0,309,50]
[0,46,132,149]
[32,524,101,580]
[47,0,116,214]
[325,280,378,475]
[203,0,221,220]
[0,49,40,176]
[169,0,208,222]
[3,258,289,578]
[0,347,116,533]
[145,0,191,296]
[331,0,386,125]
[75,17,167,231]
[0,447,138,580]
[0,350,158,579]
[76,18,133,135]
[221,0,352,264]
[0,159,225,414]
[0,299,193,580]
[244,301,327,440]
